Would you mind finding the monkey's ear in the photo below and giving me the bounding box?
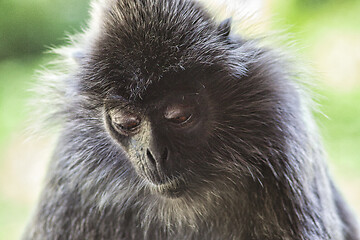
[217,18,232,37]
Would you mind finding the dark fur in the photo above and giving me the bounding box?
[23,0,359,239]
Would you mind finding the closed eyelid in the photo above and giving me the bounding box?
[165,107,184,119]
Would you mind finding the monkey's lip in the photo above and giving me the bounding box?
[145,176,185,198]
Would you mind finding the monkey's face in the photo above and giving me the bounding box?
[103,80,213,198]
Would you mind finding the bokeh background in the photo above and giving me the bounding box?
[0,0,359,239]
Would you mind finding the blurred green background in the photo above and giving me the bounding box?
[0,0,359,239]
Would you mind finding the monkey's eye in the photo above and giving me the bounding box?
[164,106,193,125]
[110,111,141,133]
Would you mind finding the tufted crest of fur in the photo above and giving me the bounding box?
[23,0,359,240]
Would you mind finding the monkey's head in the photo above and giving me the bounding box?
[79,0,235,199]
[71,0,301,206]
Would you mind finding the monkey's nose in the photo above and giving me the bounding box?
[146,147,168,169]
[145,148,170,184]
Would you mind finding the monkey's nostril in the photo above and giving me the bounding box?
[161,148,168,162]
[146,149,156,166]
[159,148,169,172]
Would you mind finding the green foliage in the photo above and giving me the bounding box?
[0,57,44,144]
[0,57,47,240]
[0,0,90,59]
[294,0,357,9]
[315,88,360,178]
[271,0,360,38]
[0,195,30,240]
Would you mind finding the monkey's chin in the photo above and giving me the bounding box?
[146,178,185,198]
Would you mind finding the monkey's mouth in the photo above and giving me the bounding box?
[144,176,186,198]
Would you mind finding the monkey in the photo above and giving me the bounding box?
[23,0,359,239]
